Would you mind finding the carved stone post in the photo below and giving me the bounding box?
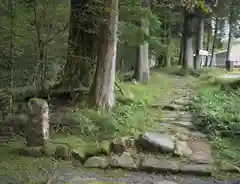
[26,98,49,146]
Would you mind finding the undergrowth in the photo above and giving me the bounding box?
[51,70,172,141]
[191,69,240,170]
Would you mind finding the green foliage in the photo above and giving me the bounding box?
[192,86,240,136]
[51,71,172,141]
[192,72,240,170]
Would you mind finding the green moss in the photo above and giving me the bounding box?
[29,97,46,103]
[0,139,65,180]
[99,140,110,155]
[55,145,72,160]
[18,146,43,157]
[42,143,57,157]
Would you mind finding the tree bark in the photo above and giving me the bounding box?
[133,0,150,83]
[210,17,218,67]
[134,18,149,83]
[226,11,233,62]
[178,35,184,65]
[205,16,212,67]
[182,10,194,69]
[133,45,140,80]
[89,0,118,111]
[164,12,171,68]
[140,18,150,82]
[226,9,233,72]
[61,0,98,90]
[194,16,204,69]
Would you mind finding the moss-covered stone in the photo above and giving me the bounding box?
[99,140,110,155]
[71,149,85,163]
[72,146,106,162]
[84,156,109,169]
[55,145,72,160]
[42,143,57,157]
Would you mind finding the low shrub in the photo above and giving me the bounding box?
[192,87,240,137]
[51,100,149,141]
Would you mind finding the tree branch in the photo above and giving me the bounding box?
[0,25,30,40]
[44,22,69,46]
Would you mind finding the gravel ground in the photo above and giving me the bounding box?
[53,167,240,184]
[2,166,239,184]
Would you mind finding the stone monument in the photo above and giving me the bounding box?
[25,98,49,146]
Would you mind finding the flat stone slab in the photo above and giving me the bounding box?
[181,164,212,176]
[161,111,179,117]
[174,99,191,106]
[171,121,193,127]
[84,156,109,169]
[157,123,207,139]
[160,117,177,122]
[140,155,180,172]
[163,104,185,111]
[110,152,137,169]
[142,181,178,184]
[138,132,175,153]
[174,140,192,157]
[179,111,192,118]
[187,140,213,164]
[139,155,212,176]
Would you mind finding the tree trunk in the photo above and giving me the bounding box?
[226,11,233,62]
[164,12,171,68]
[61,0,98,90]
[226,10,233,72]
[140,18,149,83]
[178,35,184,65]
[133,45,140,79]
[205,16,212,67]
[133,0,150,83]
[89,0,118,111]
[134,18,149,83]
[194,16,204,69]
[9,0,14,115]
[210,17,218,67]
[182,10,194,69]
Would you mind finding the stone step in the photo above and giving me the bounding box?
[169,121,193,127]
[156,123,206,140]
[83,154,213,177]
[162,104,188,111]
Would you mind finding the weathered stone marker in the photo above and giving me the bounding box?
[26,98,49,146]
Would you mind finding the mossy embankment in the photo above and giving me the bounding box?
[190,68,240,177]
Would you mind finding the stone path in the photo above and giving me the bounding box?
[2,76,239,184]
[38,76,237,184]
[141,76,214,174]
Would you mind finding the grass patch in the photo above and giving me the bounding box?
[191,69,240,172]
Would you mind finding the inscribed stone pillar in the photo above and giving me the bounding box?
[26,98,49,146]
